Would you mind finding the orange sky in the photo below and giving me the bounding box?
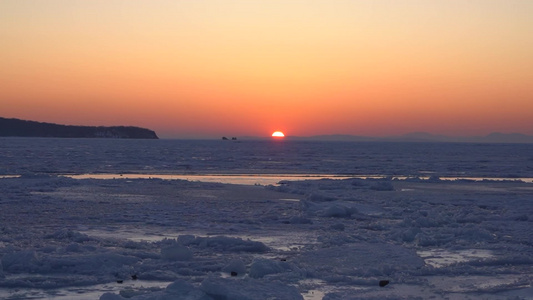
[1,1,532,138]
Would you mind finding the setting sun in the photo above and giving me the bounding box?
[272,131,285,138]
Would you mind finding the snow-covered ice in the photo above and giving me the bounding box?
[0,138,532,299]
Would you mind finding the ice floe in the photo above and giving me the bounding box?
[0,138,532,299]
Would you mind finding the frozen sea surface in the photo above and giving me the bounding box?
[2,138,533,177]
[0,138,532,299]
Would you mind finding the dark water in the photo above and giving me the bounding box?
[1,137,532,177]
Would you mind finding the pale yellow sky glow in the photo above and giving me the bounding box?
[1,1,532,138]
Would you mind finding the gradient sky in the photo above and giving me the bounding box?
[1,1,532,138]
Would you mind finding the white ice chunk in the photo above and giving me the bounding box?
[249,258,291,278]
[222,259,247,276]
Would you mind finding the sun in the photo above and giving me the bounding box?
[272,131,285,138]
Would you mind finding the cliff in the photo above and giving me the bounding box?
[0,117,159,139]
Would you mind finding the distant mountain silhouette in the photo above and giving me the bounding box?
[399,132,452,142]
[0,117,158,139]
